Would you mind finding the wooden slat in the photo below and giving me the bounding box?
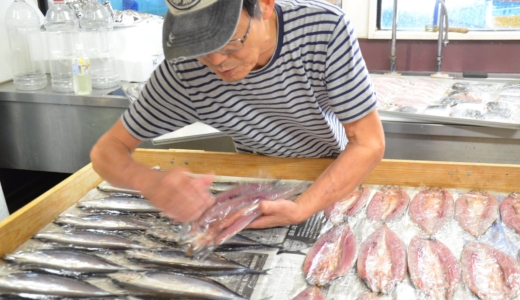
[0,163,102,256]
[132,149,520,192]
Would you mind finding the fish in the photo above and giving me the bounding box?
[461,242,520,299]
[357,225,407,294]
[408,236,461,299]
[409,187,453,235]
[108,271,246,299]
[3,250,124,274]
[366,186,409,222]
[303,223,357,286]
[499,192,520,234]
[324,185,370,223]
[293,286,326,300]
[0,272,111,297]
[125,249,251,271]
[454,190,498,237]
[55,214,151,230]
[183,183,306,257]
[34,231,146,250]
[97,184,142,196]
[77,197,160,213]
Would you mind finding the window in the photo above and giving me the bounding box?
[379,0,520,30]
[345,0,520,40]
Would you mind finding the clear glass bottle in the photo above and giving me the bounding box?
[72,47,92,95]
[80,0,120,90]
[5,0,48,90]
[44,0,79,93]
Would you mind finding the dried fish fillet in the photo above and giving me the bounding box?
[34,231,146,250]
[409,187,453,235]
[55,214,151,230]
[356,292,379,300]
[500,192,520,234]
[461,242,520,299]
[3,250,124,274]
[78,197,160,213]
[408,236,461,299]
[454,190,498,237]
[303,223,357,286]
[293,286,326,300]
[366,186,409,222]
[357,225,407,294]
[0,272,111,297]
[324,185,370,223]
[109,271,246,299]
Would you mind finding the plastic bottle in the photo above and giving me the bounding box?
[72,46,92,95]
[80,0,120,89]
[5,0,48,90]
[44,0,79,93]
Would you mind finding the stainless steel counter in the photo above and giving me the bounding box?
[2,76,520,174]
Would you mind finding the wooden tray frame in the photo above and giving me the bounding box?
[1,148,519,256]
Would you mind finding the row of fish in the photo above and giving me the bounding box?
[0,181,281,299]
[324,185,520,238]
[298,185,520,299]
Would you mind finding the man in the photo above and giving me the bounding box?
[90,0,385,228]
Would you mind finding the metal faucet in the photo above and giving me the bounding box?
[389,0,399,74]
[435,0,449,74]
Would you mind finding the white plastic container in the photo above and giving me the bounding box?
[80,0,119,89]
[5,0,47,90]
[44,0,79,93]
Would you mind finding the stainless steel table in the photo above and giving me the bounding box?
[2,75,520,174]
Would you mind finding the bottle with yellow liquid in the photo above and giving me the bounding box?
[72,48,92,95]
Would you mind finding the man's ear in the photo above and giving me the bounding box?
[258,0,276,20]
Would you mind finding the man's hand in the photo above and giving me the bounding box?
[139,168,215,222]
[246,198,309,228]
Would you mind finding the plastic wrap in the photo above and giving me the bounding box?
[500,193,520,234]
[454,190,499,237]
[408,236,461,299]
[179,181,308,258]
[324,185,370,224]
[303,223,357,286]
[461,242,520,299]
[409,187,454,236]
[366,185,410,222]
[356,225,407,294]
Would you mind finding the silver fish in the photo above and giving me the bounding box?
[125,249,248,271]
[55,215,151,230]
[34,231,146,250]
[78,198,160,213]
[109,271,246,299]
[0,272,111,297]
[3,250,124,274]
[97,185,142,196]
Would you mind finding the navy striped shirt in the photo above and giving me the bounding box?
[122,0,377,158]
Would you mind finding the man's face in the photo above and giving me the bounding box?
[197,10,264,82]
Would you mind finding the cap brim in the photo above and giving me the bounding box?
[162,0,243,61]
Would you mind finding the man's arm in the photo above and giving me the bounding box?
[248,110,385,228]
[90,119,215,222]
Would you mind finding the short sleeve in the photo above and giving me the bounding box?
[121,61,200,140]
[325,15,377,123]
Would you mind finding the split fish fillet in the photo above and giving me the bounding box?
[499,192,520,234]
[454,190,498,237]
[293,286,326,300]
[357,225,407,294]
[357,292,379,300]
[409,187,453,235]
[366,186,409,222]
[461,242,520,299]
[324,185,370,223]
[408,236,461,299]
[303,223,357,286]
